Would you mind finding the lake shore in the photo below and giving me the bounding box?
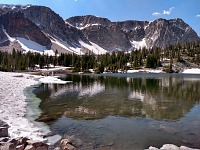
[0,71,200,150]
[0,71,61,145]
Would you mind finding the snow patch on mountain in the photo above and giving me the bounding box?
[2,28,15,42]
[131,38,147,49]
[79,40,107,54]
[2,27,56,55]
[77,24,101,30]
[51,38,83,55]
[0,4,32,10]
[43,50,56,56]
[16,37,48,52]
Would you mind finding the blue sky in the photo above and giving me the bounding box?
[0,0,200,35]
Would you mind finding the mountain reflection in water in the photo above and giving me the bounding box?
[34,73,200,149]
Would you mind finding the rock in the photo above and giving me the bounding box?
[16,137,29,146]
[60,139,72,148]
[27,140,48,150]
[60,138,77,150]
[0,120,9,128]
[8,138,19,147]
[35,115,55,122]
[0,137,9,142]
[54,147,61,150]
[63,144,76,150]
[0,128,9,138]
[107,142,114,146]
[24,145,34,150]
[16,144,24,150]
[62,135,82,147]
[71,138,82,147]
[35,145,48,150]
[43,131,56,138]
[0,120,9,137]
[0,142,16,150]
[0,121,49,150]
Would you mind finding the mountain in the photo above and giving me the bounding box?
[0,4,104,55]
[67,15,200,50]
[0,4,199,55]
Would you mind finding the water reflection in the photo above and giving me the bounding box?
[34,74,200,149]
[35,74,200,121]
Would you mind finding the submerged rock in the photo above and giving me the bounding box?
[35,115,56,122]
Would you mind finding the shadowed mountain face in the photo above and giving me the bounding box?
[0,11,51,47]
[0,4,199,54]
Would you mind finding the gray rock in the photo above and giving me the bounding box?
[0,120,9,128]
[24,145,34,150]
[0,120,9,137]
[16,144,24,150]
[0,142,16,150]
[63,144,76,150]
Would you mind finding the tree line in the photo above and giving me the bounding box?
[0,41,199,73]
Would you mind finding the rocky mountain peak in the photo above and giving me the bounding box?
[0,4,199,54]
[0,4,32,15]
[66,15,112,29]
[144,18,199,48]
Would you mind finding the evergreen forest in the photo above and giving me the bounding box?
[0,42,200,73]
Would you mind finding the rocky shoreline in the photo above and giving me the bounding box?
[1,120,199,150]
[0,119,78,150]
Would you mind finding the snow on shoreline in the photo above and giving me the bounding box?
[127,68,200,74]
[182,68,200,74]
[0,72,61,144]
[146,144,199,150]
[127,69,164,73]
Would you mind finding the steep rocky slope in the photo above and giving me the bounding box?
[67,15,200,50]
[0,4,199,55]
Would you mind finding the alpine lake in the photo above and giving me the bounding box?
[33,73,200,150]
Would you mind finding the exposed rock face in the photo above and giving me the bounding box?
[0,5,90,54]
[67,15,111,28]
[21,6,88,44]
[67,15,200,49]
[0,11,51,47]
[0,4,199,54]
[82,24,132,51]
[145,18,199,48]
[67,15,133,51]
[113,20,149,41]
[0,27,10,47]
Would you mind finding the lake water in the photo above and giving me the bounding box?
[33,73,200,150]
